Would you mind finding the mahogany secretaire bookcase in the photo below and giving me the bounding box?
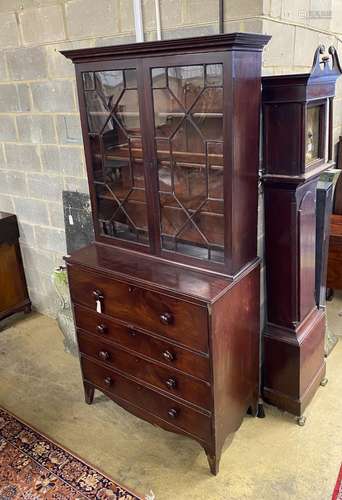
[262,46,342,421]
[62,33,270,474]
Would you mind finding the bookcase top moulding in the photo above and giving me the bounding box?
[61,32,271,63]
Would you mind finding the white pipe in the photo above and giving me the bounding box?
[154,0,162,40]
[133,0,144,43]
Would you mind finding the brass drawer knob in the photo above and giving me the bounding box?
[96,324,107,335]
[160,312,173,325]
[168,408,178,419]
[104,376,112,386]
[162,350,175,362]
[98,350,110,361]
[165,377,177,389]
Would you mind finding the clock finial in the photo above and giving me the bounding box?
[311,44,342,78]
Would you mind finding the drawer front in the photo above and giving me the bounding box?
[74,305,210,381]
[68,265,209,353]
[81,357,211,442]
[78,333,211,410]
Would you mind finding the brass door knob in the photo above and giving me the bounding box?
[104,376,112,386]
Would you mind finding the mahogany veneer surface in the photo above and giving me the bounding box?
[66,246,260,475]
[67,244,232,303]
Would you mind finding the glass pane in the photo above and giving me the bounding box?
[306,106,321,165]
[94,71,124,105]
[83,72,95,90]
[153,88,185,138]
[84,91,110,134]
[208,142,223,199]
[152,68,167,88]
[152,63,224,263]
[192,87,223,141]
[205,64,223,86]
[116,89,141,136]
[82,68,149,246]
[168,65,204,109]
[125,69,137,89]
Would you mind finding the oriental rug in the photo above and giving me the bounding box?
[0,406,142,499]
[333,463,342,500]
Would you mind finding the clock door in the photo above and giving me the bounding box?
[144,54,226,266]
[79,60,152,250]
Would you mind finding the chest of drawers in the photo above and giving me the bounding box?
[66,244,260,475]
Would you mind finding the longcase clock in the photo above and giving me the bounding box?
[262,46,342,420]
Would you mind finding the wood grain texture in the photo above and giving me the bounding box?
[74,304,210,381]
[81,356,212,442]
[78,331,211,410]
[210,262,260,471]
[263,308,325,416]
[68,264,209,353]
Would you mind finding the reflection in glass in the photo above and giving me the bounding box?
[82,68,149,245]
[153,88,184,138]
[152,68,167,88]
[306,106,320,165]
[152,63,224,262]
[168,66,204,109]
[205,64,223,86]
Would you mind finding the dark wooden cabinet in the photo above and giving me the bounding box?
[0,212,31,322]
[62,33,270,474]
[262,46,342,417]
[327,214,342,290]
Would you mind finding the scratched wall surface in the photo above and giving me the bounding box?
[0,0,341,317]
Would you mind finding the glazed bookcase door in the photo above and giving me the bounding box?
[144,53,227,267]
[78,60,152,250]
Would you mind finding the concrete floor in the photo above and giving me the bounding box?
[0,301,341,500]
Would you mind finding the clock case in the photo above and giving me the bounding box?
[262,46,342,416]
